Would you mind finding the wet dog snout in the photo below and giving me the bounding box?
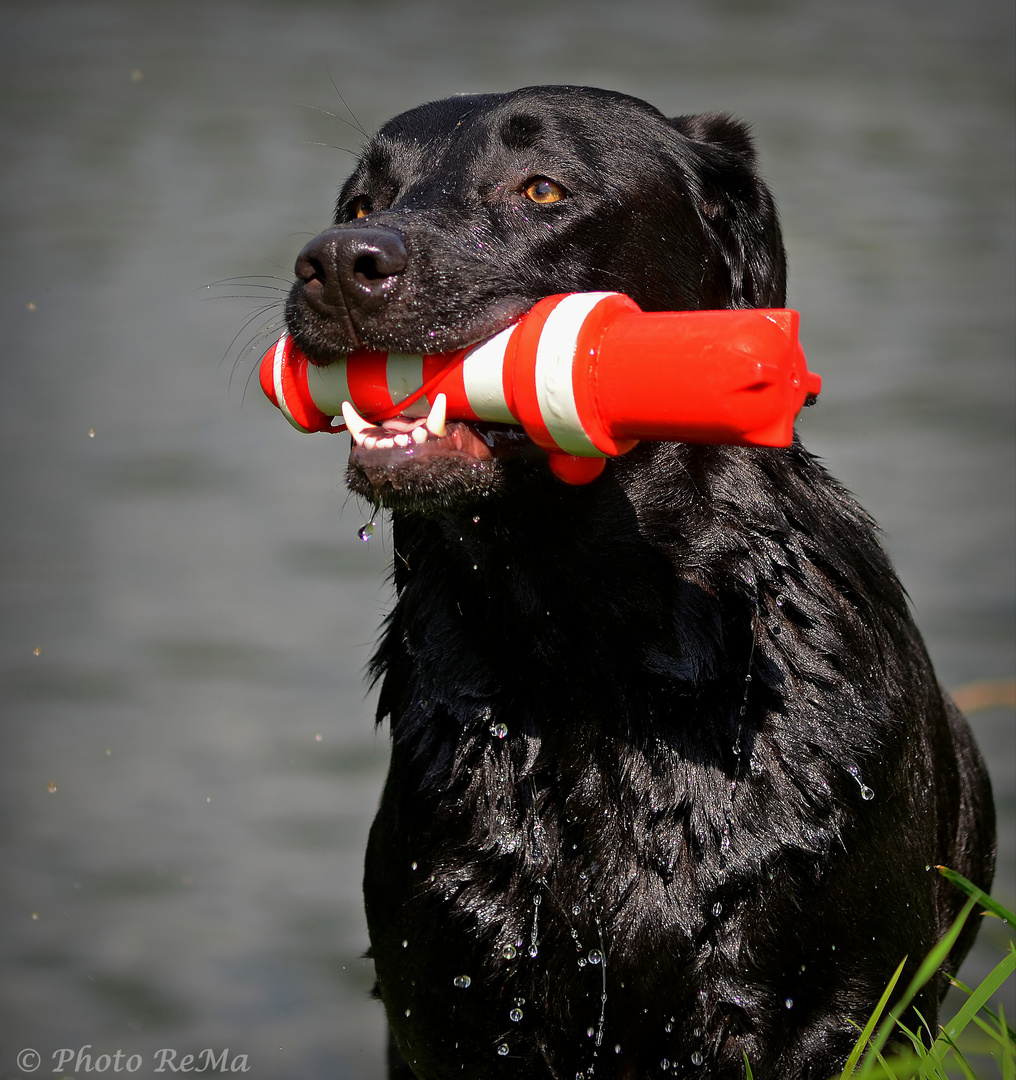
[294,226,407,317]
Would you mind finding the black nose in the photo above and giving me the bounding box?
[294,226,408,317]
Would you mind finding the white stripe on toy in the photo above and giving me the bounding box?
[462,324,515,423]
[385,354,428,416]
[534,292,614,456]
[306,349,353,416]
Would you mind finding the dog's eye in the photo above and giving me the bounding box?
[349,195,373,219]
[523,177,566,205]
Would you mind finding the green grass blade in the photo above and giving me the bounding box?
[1001,1003,1014,1080]
[743,1049,755,1080]
[940,946,1016,1043]
[945,976,1014,1041]
[891,1016,925,1056]
[842,958,908,1076]
[969,1011,1000,1040]
[872,1047,900,1079]
[949,973,1016,1042]
[847,1055,921,1080]
[932,1028,979,1080]
[936,865,1015,925]
[857,898,979,1076]
[890,1014,945,1080]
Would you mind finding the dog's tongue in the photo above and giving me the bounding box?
[379,416,426,435]
[344,395,503,463]
[343,396,450,451]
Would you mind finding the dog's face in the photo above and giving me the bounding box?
[284,86,786,511]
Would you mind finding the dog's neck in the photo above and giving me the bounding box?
[367,443,929,797]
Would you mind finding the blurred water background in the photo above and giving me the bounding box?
[1,1,1013,1076]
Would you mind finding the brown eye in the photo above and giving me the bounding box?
[523,177,566,205]
[350,195,373,219]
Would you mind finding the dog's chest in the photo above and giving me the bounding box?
[365,728,761,1078]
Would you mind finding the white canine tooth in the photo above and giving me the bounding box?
[425,393,447,438]
[411,426,428,444]
[341,401,372,444]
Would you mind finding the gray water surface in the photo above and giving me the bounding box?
[1,2,1013,1077]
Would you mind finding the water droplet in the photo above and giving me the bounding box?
[572,904,581,915]
[661,1060,670,1070]
[615,1045,622,1054]
[785,997,793,1008]
[401,939,408,948]
[453,975,471,988]
[505,1007,521,1022]
[712,902,722,917]
[588,949,602,965]
[490,721,508,739]
[578,957,588,968]
[357,521,375,542]
[691,1051,704,1066]
[533,894,542,906]
[47,781,57,793]
[664,1022,673,1033]
[497,1043,509,1057]
[411,861,418,870]
[88,428,96,438]
[529,945,538,958]
[502,944,517,959]
[776,594,786,607]
[848,765,875,801]
[404,1009,411,1018]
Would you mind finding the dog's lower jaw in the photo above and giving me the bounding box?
[345,427,551,515]
[347,455,504,515]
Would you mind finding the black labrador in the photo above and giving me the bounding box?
[282,86,995,1080]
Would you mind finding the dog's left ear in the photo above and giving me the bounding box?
[671,113,787,309]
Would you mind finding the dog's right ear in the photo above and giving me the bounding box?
[670,113,787,310]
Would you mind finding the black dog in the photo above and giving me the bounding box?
[282,87,995,1080]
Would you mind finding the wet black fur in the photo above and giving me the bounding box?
[283,87,995,1079]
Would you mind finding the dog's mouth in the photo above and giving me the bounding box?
[342,395,542,512]
[343,395,528,464]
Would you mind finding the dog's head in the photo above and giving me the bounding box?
[284,86,786,512]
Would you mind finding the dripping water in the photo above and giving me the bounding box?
[848,765,875,801]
